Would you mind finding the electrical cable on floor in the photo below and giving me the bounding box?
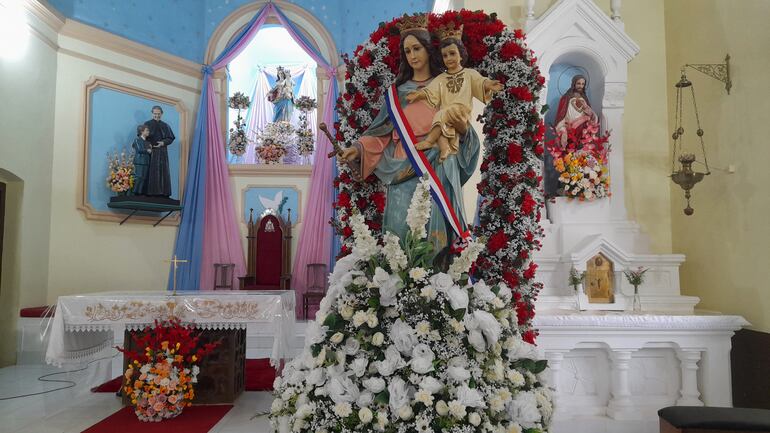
[0,353,119,401]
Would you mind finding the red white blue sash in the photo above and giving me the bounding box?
[385,84,470,240]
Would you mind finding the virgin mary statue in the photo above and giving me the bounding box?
[268,66,294,122]
[340,19,481,268]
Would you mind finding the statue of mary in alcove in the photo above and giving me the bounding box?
[267,66,294,122]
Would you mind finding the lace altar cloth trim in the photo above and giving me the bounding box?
[45,291,295,368]
[534,312,749,330]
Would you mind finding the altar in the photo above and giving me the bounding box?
[44,290,296,370]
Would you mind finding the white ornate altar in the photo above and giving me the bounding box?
[44,290,296,370]
[517,1,749,432]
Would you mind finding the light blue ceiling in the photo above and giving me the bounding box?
[47,0,433,64]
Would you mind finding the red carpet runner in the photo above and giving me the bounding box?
[92,358,276,393]
[81,405,233,433]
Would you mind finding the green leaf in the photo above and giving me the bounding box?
[310,344,321,357]
[540,104,550,115]
[374,390,390,405]
[322,313,340,328]
[368,297,380,309]
[532,359,548,374]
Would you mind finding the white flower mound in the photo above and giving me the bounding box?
[271,177,553,433]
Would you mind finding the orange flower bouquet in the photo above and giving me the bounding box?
[117,318,219,422]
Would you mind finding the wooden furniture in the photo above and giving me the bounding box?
[302,263,327,319]
[213,263,235,290]
[659,406,770,433]
[239,208,292,290]
[122,328,246,404]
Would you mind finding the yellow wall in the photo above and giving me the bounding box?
[465,0,673,253]
[665,0,770,330]
[0,10,58,366]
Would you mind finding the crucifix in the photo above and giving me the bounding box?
[164,255,188,296]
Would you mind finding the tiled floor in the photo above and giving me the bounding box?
[0,364,273,433]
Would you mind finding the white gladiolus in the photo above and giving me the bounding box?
[383,232,408,271]
[405,176,432,238]
[447,239,485,279]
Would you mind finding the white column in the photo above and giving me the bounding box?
[676,349,704,406]
[610,0,622,21]
[607,350,638,420]
[602,83,628,220]
[544,350,568,417]
[525,0,537,31]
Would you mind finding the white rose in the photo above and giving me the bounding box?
[473,310,502,346]
[497,282,512,302]
[409,267,427,280]
[271,398,284,413]
[362,377,386,393]
[340,304,354,320]
[419,376,444,394]
[468,412,481,426]
[359,407,373,423]
[357,391,374,408]
[388,377,410,412]
[429,272,454,292]
[410,344,436,374]
[351,357,368,377]
[306,368,325,386]
[398,405,413,420]
[390,319,417,354]
[435,400,449,416]
[446,285,469,310]
[420,285,437,300]
[344,337,361,355]
[376,345,405,376]
[492,297,506,309]
[509,391,542,428]
[472,280,496,303]
[448,400,467,419]
[468,329,487,352]
[447,365,471,382]
[330,332,344,344]
[371,332,385,346]
[367,313,379,328]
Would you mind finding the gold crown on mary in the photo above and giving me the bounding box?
[397,14,428,35]
[436,23,464,41]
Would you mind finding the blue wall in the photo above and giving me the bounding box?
[47,0,432,63]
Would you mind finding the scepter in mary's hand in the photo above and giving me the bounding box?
[319,123,345,158]
[320,122,361,179]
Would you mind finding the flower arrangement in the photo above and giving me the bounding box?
[270,177,552,433]
[623,267,648,288]
[228,91,251,110]
[228,92,252,157]
[547,120,611,201]
[256,121,294,164]
[294,96,317,158]
[106,149,135,194]
[331,11,546,341]
[117,318,220,422]
[568,267,584,292]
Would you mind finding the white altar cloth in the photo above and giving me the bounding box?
[45,290,295,368]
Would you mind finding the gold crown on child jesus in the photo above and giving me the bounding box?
[397,14,429,35]
[436,23,464,41]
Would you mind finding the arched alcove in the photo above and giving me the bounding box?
[206,1,341,171]
[526,0,639,220]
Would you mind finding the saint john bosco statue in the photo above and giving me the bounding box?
[143,105,175,198]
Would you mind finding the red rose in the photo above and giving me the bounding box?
[359,51,373,68]
[491,98,504,110]
[490,198,503,208]
[356,198,367,209]
[503,270,519,288]
[336,191,351,208]
[487,230,508,253]
[506,213,517,223]
[342,226,353,237]
[520,192,536,215]
[522,330,537,344]
[507,143,523,164]
[352,93,366,110]
[500,41,524,60]
[371,192,386,213]
[523,261,538,280]
[508,86,533,101]
[367,77,379,89]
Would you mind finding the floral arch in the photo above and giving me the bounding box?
[332,10,547,340]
